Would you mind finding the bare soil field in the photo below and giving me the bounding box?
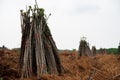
[0,50,120,80]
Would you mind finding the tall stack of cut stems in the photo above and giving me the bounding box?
[19,5,63,79]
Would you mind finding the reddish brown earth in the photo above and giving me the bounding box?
[0,50,120,80]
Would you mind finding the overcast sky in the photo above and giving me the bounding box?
[0,0,120,49]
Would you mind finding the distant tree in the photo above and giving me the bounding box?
[106,48,118,54]
[118,42,120,53]
[72,49,76,52]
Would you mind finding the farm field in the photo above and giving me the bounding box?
[0,49,120,80]
[0,0,120,80]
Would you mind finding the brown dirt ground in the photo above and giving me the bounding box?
[0,50,120,80]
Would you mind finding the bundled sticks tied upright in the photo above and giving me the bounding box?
[91,46,96,56]
[78,37,92,56]
[19,4,63,79]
